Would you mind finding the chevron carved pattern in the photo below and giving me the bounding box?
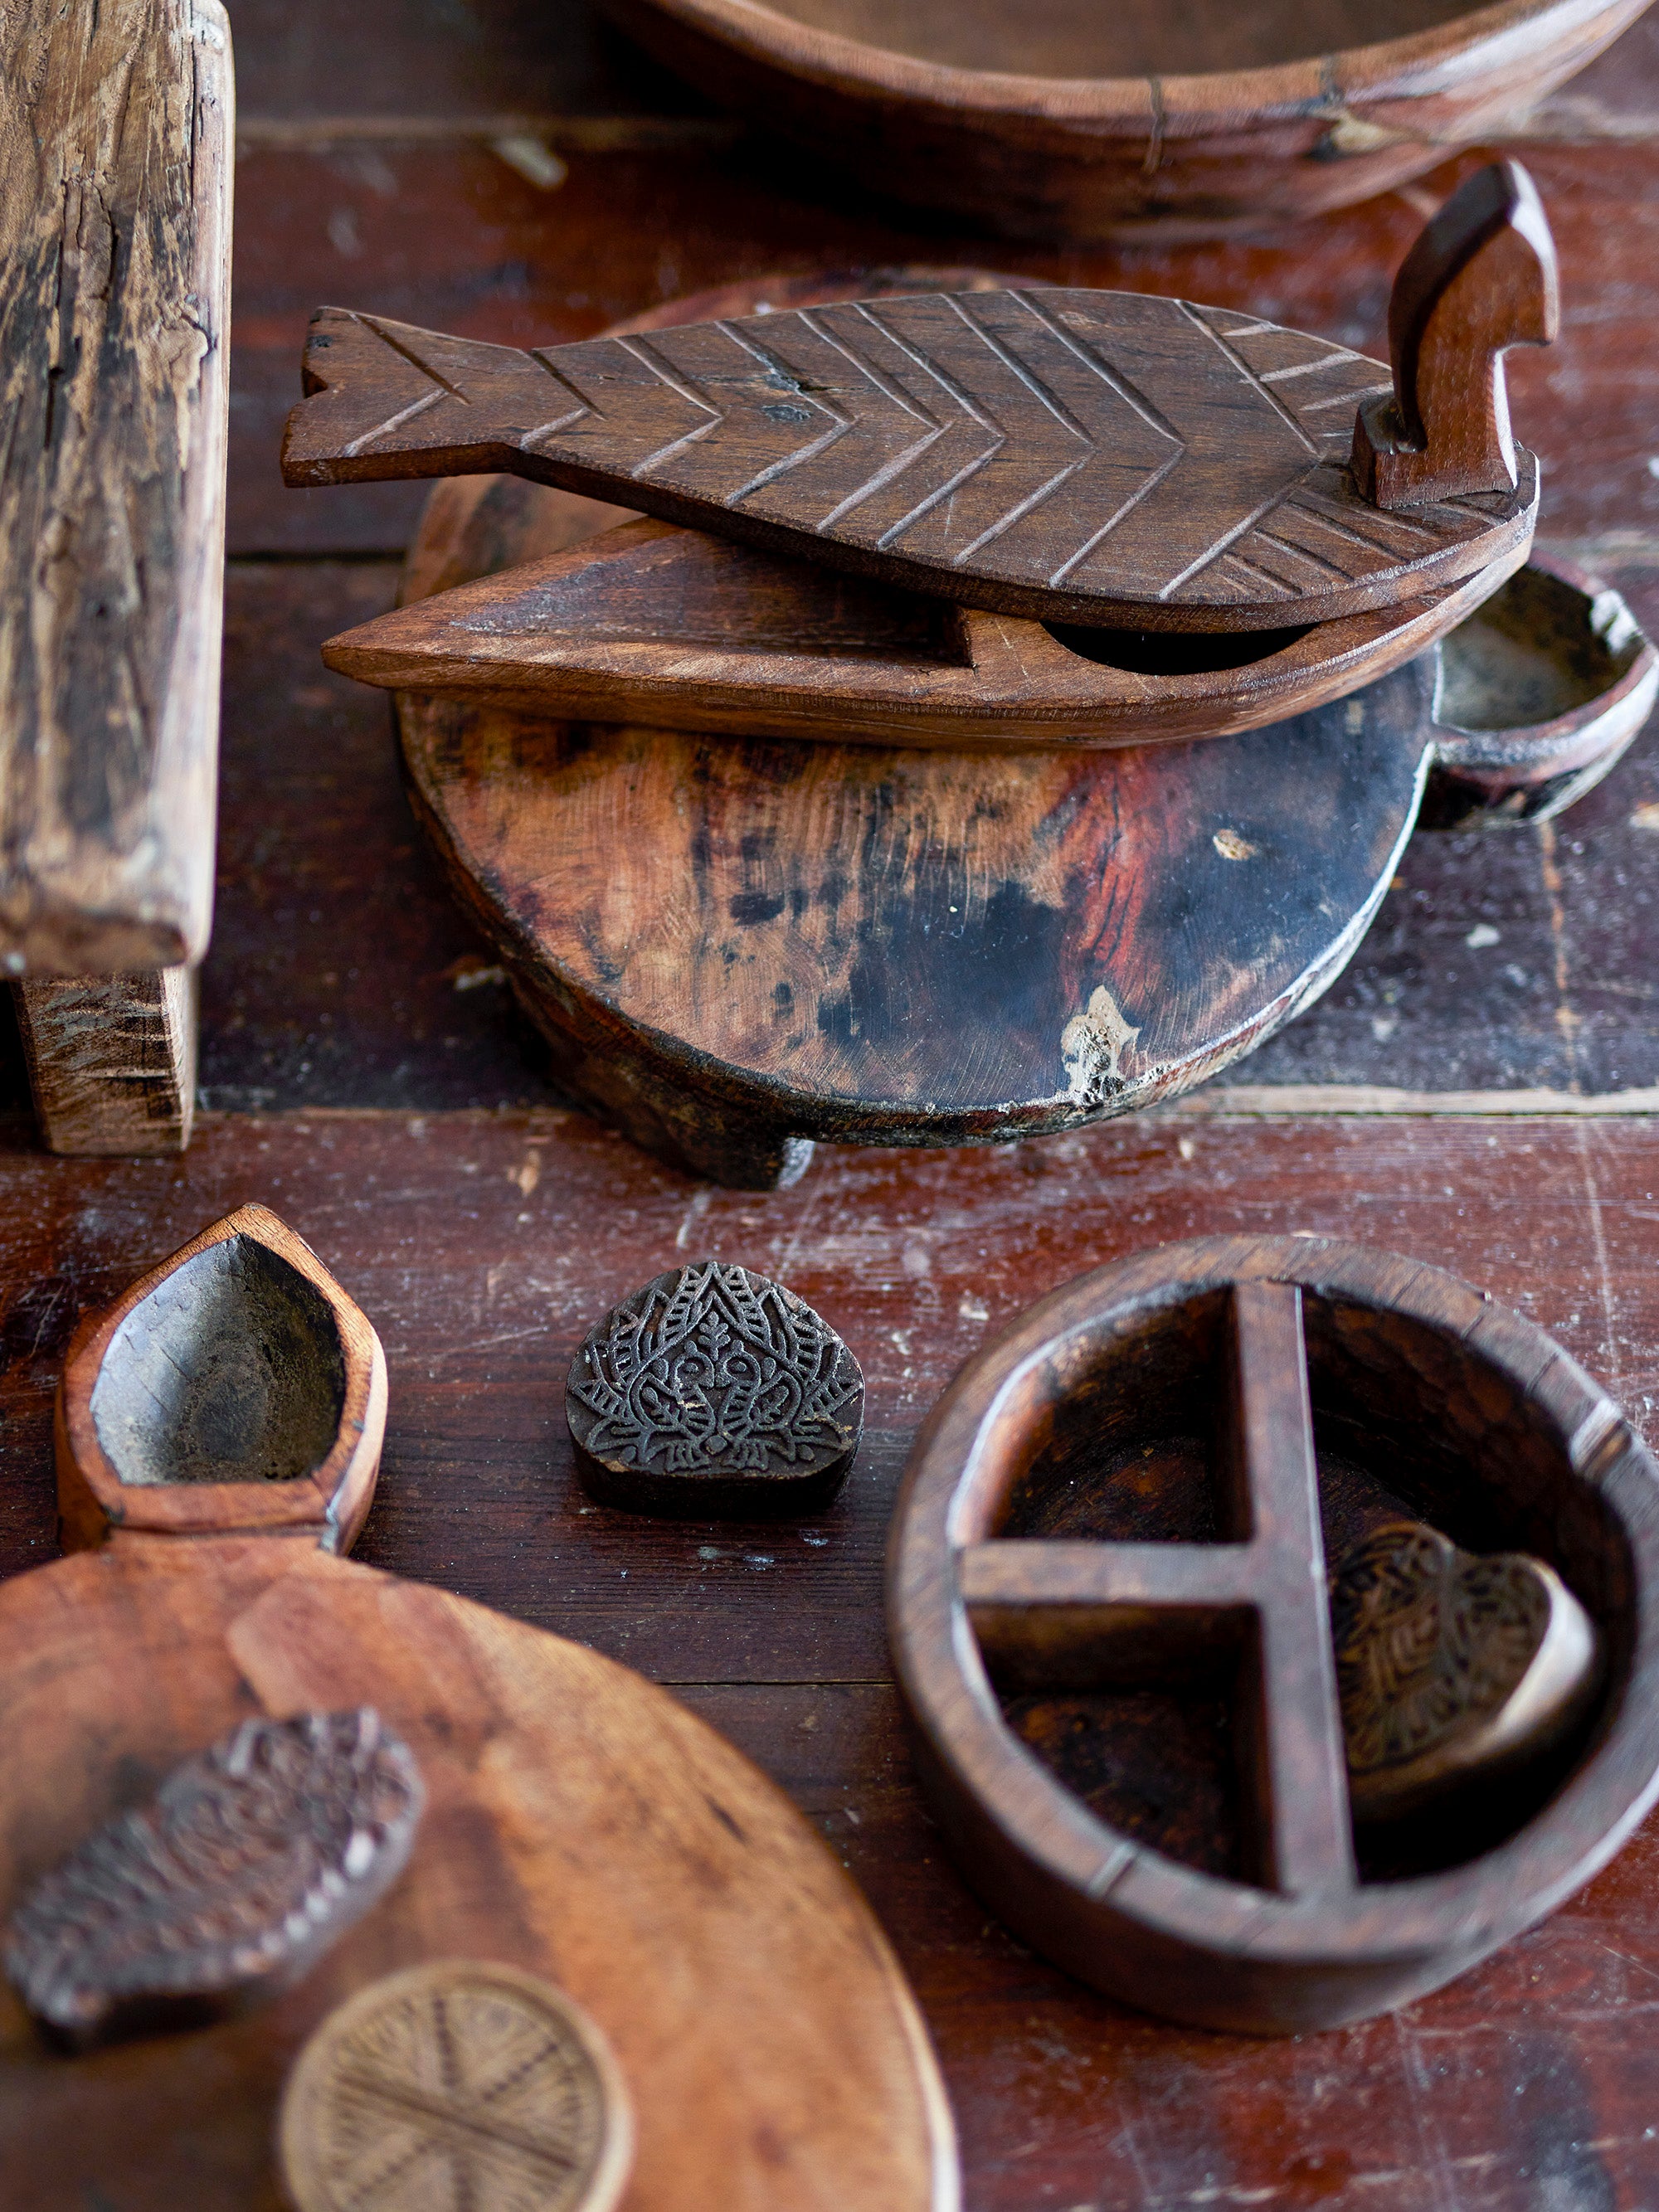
[283,289,1536,629]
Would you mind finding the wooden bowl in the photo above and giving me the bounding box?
[888,1237,1659,2033]
[600,0,1652,240]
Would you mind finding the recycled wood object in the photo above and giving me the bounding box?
[278,1960,634,2212]
[282,165,1552,640]
[888,1235,1659,2035]
[391,276,1649,1187]
[1,0,232,1155]
[55,1203,388,1553]
[324,513,1513,752]
[1330,1521,1602,1825]
[6,1709,424,2049]
[567,1262,864,1515]
[596,0,1650,241]
[0,1218,956,2211]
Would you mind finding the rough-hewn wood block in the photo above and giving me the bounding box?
[0,0,231,978]
[12,970,197,1155]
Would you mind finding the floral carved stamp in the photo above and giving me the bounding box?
[566,1262,864,1515]
[6,1709,423,2047]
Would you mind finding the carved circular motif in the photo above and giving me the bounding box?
[567,1261,864,1514]
[279,1960,634,2212]
[4,1709,422,2048]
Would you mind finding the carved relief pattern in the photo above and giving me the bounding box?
[1330,1522,1550,1777]
[293,1969,612,2212]
[5,1709,424,2042]
[568,1262,862,1475]
[297,293,1526,617]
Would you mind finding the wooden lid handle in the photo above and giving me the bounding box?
[1352,160,1559,512]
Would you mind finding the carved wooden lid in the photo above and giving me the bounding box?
[278,1960,634,2212]
[282,289,1533,634]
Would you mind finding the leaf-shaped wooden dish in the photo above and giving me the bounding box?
[284,165,1557,644]
[55,1203,388,1553]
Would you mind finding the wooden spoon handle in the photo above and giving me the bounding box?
[1352,159,1559,512]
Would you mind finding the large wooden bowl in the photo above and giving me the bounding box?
[601,0,1652,239]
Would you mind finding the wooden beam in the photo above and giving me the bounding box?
[0,0,231,980]
[12,970,197,1155]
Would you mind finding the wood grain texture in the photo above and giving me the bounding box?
[55,1203,387,1553]
[0,1536,956,2212]
[325,513,1515,750]
[1353,161,1561,510]
[401,668,1437,1184]
[0,0,231,976]
[599,0,1652,241]
[11,968,197,1155]
[283,288,1537,631]
[891,1233,1659,2033]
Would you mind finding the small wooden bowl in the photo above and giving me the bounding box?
[888,1236,1659,2034]
[1422,550,1659,827]
[601,0,1652,241]
[55,1204,388,1554]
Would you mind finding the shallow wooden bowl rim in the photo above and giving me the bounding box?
[888,1232,1659,1967]
[633,0,1610,124]
[58,1203,388,1545]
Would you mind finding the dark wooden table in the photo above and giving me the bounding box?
[4,3,1659,2205]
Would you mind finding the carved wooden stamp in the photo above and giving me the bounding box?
[1331,1519,1601,1824]
[278,1961,634,2212]
[889,1235,1659,2034]
[5,1709,423,2049]
[567,1262,864,1515]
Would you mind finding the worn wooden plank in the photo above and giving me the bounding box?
[11,970,197,1155]
[0,0,231,976]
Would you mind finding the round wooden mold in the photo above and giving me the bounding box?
[0,1549,956,2211]
[887,1234,1659,2035]
[596,0,1649,241]
[279,1960,635,2212]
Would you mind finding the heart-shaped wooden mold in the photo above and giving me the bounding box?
[1331,1519,1601,1824]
